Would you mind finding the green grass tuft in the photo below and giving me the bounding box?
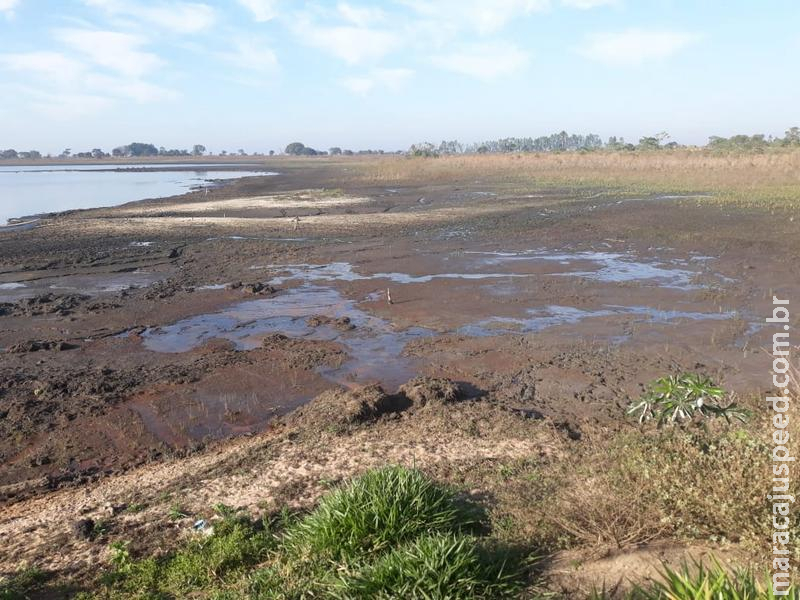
[284,466,481,562]
[332,533,523,599]
[592,559,799,599]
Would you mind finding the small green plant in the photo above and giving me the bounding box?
[124,502,146,514]
[108,541,133,574]
[627,373,749,426]
[213,502,239,518]
[167,504,188,520]
[591,558,799,599]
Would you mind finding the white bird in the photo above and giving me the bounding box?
[387,288,393,305]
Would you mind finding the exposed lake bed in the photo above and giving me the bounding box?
[0,156,796,580]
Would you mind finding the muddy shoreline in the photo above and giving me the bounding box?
[0,158,795,508]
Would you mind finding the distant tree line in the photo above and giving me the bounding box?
[3,128,799,161]
[284,142,397,156]
[0,143,219,160]
[406,127,800,157]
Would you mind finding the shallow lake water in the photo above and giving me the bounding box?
[0,163,275,224]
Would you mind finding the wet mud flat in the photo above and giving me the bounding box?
[0,159,797,509]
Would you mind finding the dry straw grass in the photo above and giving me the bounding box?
[347,150,800,207]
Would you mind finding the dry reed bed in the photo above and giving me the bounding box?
[349,151,800,206]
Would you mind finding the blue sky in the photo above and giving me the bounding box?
[0,0,798,154]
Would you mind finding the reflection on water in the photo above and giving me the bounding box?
[0,272,164,302]
[142,285,434,390]
[458,304,737,337]
[261,248,727,291]
[0,164,276,224]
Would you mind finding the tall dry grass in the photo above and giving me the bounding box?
[346,150,800,207]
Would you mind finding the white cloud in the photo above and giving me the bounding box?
[400,0,549,36]
[0,30,176,120]
[341,67,413,94]
[85,73,177,102]
[293,18,401,65]
[433,42,530,80]
[578,28,699,66]
[337,2,386,27]
[561,0,618,8]
[237,0,278,22]
[83,0,216,33]
[139,3,215,33]
[0,51,86,83]
[221,37,279,73]
[0,0,19,17]
[32,92,116,120]
[56,29,163,78]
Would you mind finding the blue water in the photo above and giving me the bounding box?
[0,163,275,224]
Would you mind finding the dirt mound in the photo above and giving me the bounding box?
[4,294,87,317]
[398,377,462,407]
[306,314,355,331]
[6,340,77,353]
[226,282,277,295]
[288,384,408,432]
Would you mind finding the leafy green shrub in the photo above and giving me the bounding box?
[285,466,481,562]
[627,374,749,426]
[332,533,523,599]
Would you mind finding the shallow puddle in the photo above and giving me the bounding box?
[0,271,164,302]
[259,247,727,291]
[464,249,709,289]
[263,262,530,285]
[458,304,737,337]
[142,285,434,390]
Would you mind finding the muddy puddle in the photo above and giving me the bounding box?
[463,249,714,289]
[143,249,745,380]
[142,285,434,390]
[264,262,532,285]
[458,304,737,337]
[260,247,731,290]
[0,271,165,302]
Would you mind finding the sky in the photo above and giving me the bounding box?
[0,0,798,154]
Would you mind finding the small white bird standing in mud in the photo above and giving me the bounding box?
[292,216,301,231]
[387,288,393,305]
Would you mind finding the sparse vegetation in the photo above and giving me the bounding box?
[80,467,525,599]
[594,559,799,599]
[0,568,48,600]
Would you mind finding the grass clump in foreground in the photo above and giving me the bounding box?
[594,560,799,599]
[85,466,525,599]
